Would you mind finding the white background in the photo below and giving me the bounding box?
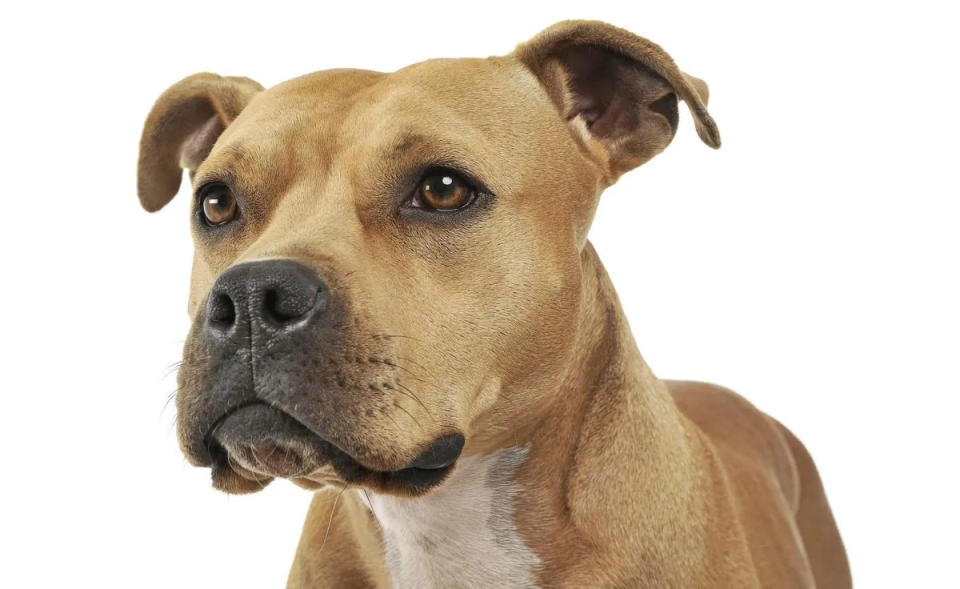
[1,1,957,587]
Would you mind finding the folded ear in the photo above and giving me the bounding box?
[137,73,262,212]
[514,20,720,181]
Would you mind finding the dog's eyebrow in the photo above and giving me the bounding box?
[381,132,500,193]
[193,144,260,188]
[385,132,461,162]
[218,144,257,168]
[389,133,428,156]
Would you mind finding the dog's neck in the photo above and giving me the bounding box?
[365,446,541,588]
[510,244,713,583]
[367,244,713,587]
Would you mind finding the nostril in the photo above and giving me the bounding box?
[263,286,321,325]
[207,261,328,334]
[208,293,236,328]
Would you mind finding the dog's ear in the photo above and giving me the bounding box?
[515,20,720,181]
[137,73,263,212]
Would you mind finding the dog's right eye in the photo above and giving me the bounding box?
[406,168,480,212]
[199,183,237,226]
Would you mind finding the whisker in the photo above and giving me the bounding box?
[161,388,179,419]
[382,359,427,383]
[395,355,431,375]
[374,333,423,343]
[393,382,434,420]
[384,411,403,432]
[362,489,383,530]
[317,483,349,555]
[160,360,183,380]
[393,401,423,431]
[262,439,283,467]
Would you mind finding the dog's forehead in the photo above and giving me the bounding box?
[212,57,565,177]
[259,56,545,127]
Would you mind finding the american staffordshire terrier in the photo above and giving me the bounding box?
[137,20,851,588]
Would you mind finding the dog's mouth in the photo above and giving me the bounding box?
[204,402,464,495]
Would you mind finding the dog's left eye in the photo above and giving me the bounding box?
[409,170,477,211]
[199,183,237,226]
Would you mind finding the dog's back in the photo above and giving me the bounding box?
[668,381,852,588]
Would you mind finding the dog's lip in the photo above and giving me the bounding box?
[207,401,331,481]
[404,433,465,470]
[202,399,272,463]
[353,433,465,494]
[205,402,464,493]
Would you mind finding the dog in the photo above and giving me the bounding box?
[137,20,851,588]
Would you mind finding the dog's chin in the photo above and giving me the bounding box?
[206,402,463,496]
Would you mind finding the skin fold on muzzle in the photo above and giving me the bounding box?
[179,258,466,494]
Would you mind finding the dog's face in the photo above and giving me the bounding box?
[138,21,718,495]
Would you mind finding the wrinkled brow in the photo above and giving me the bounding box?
[371,132,502,193]
[193,143,257,185]
[192,140,298,204]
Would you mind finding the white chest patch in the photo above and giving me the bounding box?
[365,446,541,589]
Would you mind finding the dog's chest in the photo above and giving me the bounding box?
[366,446,540,589]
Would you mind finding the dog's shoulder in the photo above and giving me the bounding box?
[666,380,801,510]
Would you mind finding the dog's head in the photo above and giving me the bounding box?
[138,21,718,495]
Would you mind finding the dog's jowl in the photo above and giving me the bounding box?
[138,19,850,589]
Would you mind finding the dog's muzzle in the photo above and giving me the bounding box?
[178,259,463,494]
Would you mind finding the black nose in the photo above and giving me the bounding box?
[206,260,328,335]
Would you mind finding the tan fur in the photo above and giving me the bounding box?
[139,20,850,588]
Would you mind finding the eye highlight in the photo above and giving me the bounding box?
[198,183,237,226]
[409,169,477,211]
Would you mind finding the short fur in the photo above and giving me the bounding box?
[138,20,850,588]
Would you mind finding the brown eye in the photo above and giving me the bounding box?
[415,171,476,211]
[200,184,237,226]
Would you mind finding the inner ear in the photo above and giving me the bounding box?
[137,73,262,212]
[181,113,226,171]
[550,45,679,177]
